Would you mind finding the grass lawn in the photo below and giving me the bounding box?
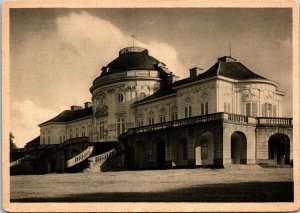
[10,166,293,202]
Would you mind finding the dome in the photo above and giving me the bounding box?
[101,46,160,76]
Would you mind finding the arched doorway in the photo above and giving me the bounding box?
[174,138,188,166]
[156,139,165,168]
[268,133,290,165]
[195,132,214,165]
[231,131,247,164]
[135,140,146,169]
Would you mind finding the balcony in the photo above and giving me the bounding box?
[121,113,292,137]
[257,117,293,127]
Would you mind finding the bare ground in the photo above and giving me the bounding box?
[10,166,293,202]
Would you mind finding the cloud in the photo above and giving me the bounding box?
[55,11,186,77]
[10,101,66,148]
[10,11,186,147]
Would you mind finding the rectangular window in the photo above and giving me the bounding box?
[138,120,143,127]
[252,102,257,117]
[159,115,166,123]
[63,136,65,142]
[43,137,45,145]
[200,102,208,115]
[273,105,277,117]
[148,118,154,125]
[185,106,192,118]
[262,103,272,117]
[205,102,208,114]
[60,136,62,143]
[201,103,204,115]
[246,103,251,116]
[47,136,50,144]
[171,113,178,121]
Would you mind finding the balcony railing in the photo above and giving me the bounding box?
[257,117,293,126]
[121,113,292,137]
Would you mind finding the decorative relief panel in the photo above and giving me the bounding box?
[199,91,209,101]
[95,105,108,118]
[170,104,177,112]
[148,110,155,117]
[115,111,126,118]
[107,124,116,131]
[242,89,258,101]
[183,93,193,104]
[137,113,144,120]
[158,106,167,115]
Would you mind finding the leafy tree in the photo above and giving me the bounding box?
[10,132,17,150]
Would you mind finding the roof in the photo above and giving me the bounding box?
[134,56,269,104]
[101,47,160,76]
[173,56,266,87]
[25,136,40,146]
[134,87,177,105]
[39,107,92,126]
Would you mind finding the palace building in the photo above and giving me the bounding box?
[11,46,293,174]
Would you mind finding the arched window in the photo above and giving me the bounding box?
[201,138,208,159]
[99,121,105,139]
[140,92,146,99]
[117,118,125,136]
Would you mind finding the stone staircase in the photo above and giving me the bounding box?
[83,149,115,172]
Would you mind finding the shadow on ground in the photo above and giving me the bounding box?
[11,181,293,202]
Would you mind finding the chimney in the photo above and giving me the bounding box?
[70,105,83,110]
[189,67,203,79]
[84,102,92,108]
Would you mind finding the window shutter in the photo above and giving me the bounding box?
[252,102,257,117]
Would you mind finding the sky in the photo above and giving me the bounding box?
[9,8,293,148]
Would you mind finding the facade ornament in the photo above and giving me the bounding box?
[242,89,257,101]
[184,94,193,104]
[138,113,144,120]
[148,110,155,117]
[170,104,177,112]
[95,105,108,118]
[158,106,167,115]
[115,111,126,118]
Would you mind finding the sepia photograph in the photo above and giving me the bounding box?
[2,0,299,212]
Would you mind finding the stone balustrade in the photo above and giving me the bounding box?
[121,113,293,137]
[257,117,293,126]
[88,149,115,164]
[66,146,94,168]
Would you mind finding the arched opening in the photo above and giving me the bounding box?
[174,138,188,166]
[135,140,146,169]
[268,133,290,165]
[47,159,56,173]
[231,131,247,164]
[156,139,166,168]
[195,132,214,165]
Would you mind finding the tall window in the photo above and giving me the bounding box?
[47,136,51,144]
[99,121,105,139]
[63,136,65,142]
[171,113,178,121]
[201,138,208,159]
[43,137,45,145]
[117,118,125,136]
[138,120,144,127]
[200,102,208,115]
[245,102,257,117]
[60,136,62,143]
[224,102,231,113]
[262,103,275,117]
[159,115,166,123]
[185,106,192,118]
[148,118,154,125]
[140,92,146,99]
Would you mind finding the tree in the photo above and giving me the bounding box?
[10,132,17,150]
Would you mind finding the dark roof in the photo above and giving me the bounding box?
[39,107,92,126]
[25,136,40,147]
[173,56,266,87]
[134,87,177,105]
[101,47,160,76]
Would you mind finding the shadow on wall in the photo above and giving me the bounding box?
[11,181,293,202]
